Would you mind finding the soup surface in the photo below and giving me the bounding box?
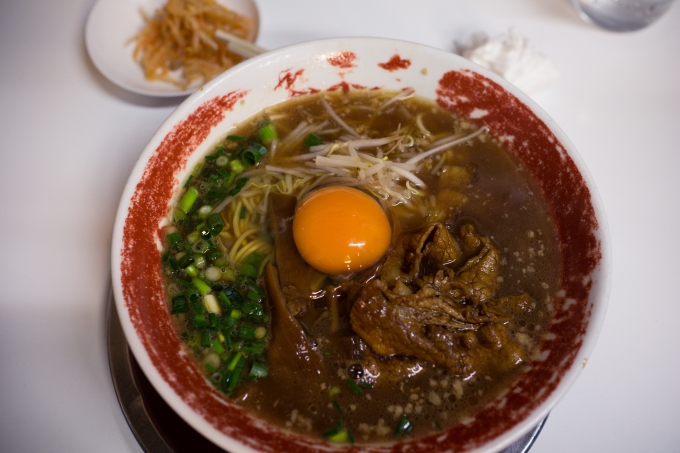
[160,90,561,443]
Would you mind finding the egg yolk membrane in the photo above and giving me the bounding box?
[292,186,392,275]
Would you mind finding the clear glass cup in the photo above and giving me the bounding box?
[570,0,676,31]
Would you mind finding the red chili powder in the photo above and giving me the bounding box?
[378,54,411,71]
[274,68,320,97]
[274,68,304,91]
[328,81,367,94]
[327,51,357,68]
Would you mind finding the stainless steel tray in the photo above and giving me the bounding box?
[107,291,547,453]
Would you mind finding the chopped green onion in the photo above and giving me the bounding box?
[221,316,236,329]
[191,240,210,255]
[329,386,341,398]
[242,252,264,268]
[193,254,207,269]
[229,159,245,174]
[200,331,211,348]
[226,135,245,141]
[229,309,241,320]
[242,300,262,315]
[395,415,414,437]
[254,326,266,339]
[192,278,211,295]
[212,144,226,154]
[323,428,348,443]
[346,378,363,396]
[177,254,194,269]
[211,339,225,355]
[199,223,212,239]
[258,124,278,143]
[203,294,221,314]
[170,296,187,314]
[191,162,202,176]
[178,187,199,213]
[239,276,265,300]
[173,208,186,222]
[166,232,180,245]
[215,155,229,167]
[241,263,258,278]
[249,361,269,378]
[185,264,199,277]
[186,231,200,244]
[205,266,222,282]
[435,420,443,430]
[239,206,247,219]
[218,291,232,309]
[204,353,220,374]
[237,325,256,339]
[198,205,213,219]
[241,144,268,166]
[228,351,243,371]
[226,363,245,393]
[241,341,265,355]
[332,400,343,416]
[305,133,323,148]
[207,213,224,237]
[185,287,201,304]
[224,171,236,188]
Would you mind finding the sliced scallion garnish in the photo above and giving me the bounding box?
[395,414,414,437]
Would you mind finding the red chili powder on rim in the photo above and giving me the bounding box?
[327,51,357,68]
[379,54,412,71]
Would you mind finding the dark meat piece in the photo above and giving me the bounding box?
[401,222,462,276]
[476,323,525,373]
[439,225,500,306]
[267,193,306,291]
[350,222,527,379]
[263,264,325,380]
[380,222,461,286]
[268,192,325,315]
[350,279,480,376]
[360,353,427,384]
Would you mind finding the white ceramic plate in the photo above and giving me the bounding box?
[85,0,260,97]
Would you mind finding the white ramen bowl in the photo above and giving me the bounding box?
[112,37,611,453]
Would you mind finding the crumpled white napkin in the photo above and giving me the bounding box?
[458,29,560,95]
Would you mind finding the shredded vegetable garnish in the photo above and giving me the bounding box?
[130,0,255,89]
[205,94,489,224]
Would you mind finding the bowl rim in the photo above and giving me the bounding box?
[111,36,611,453]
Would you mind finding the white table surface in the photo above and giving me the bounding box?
[1,0,679,451]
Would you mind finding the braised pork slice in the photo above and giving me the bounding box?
[439,224,500,306]
[350,279,479,376]
[350,222,528,379]
[379,222,462,287]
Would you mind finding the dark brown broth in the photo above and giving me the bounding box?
[172,91,560,442]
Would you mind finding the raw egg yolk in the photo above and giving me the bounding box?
[293,186,391,275]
